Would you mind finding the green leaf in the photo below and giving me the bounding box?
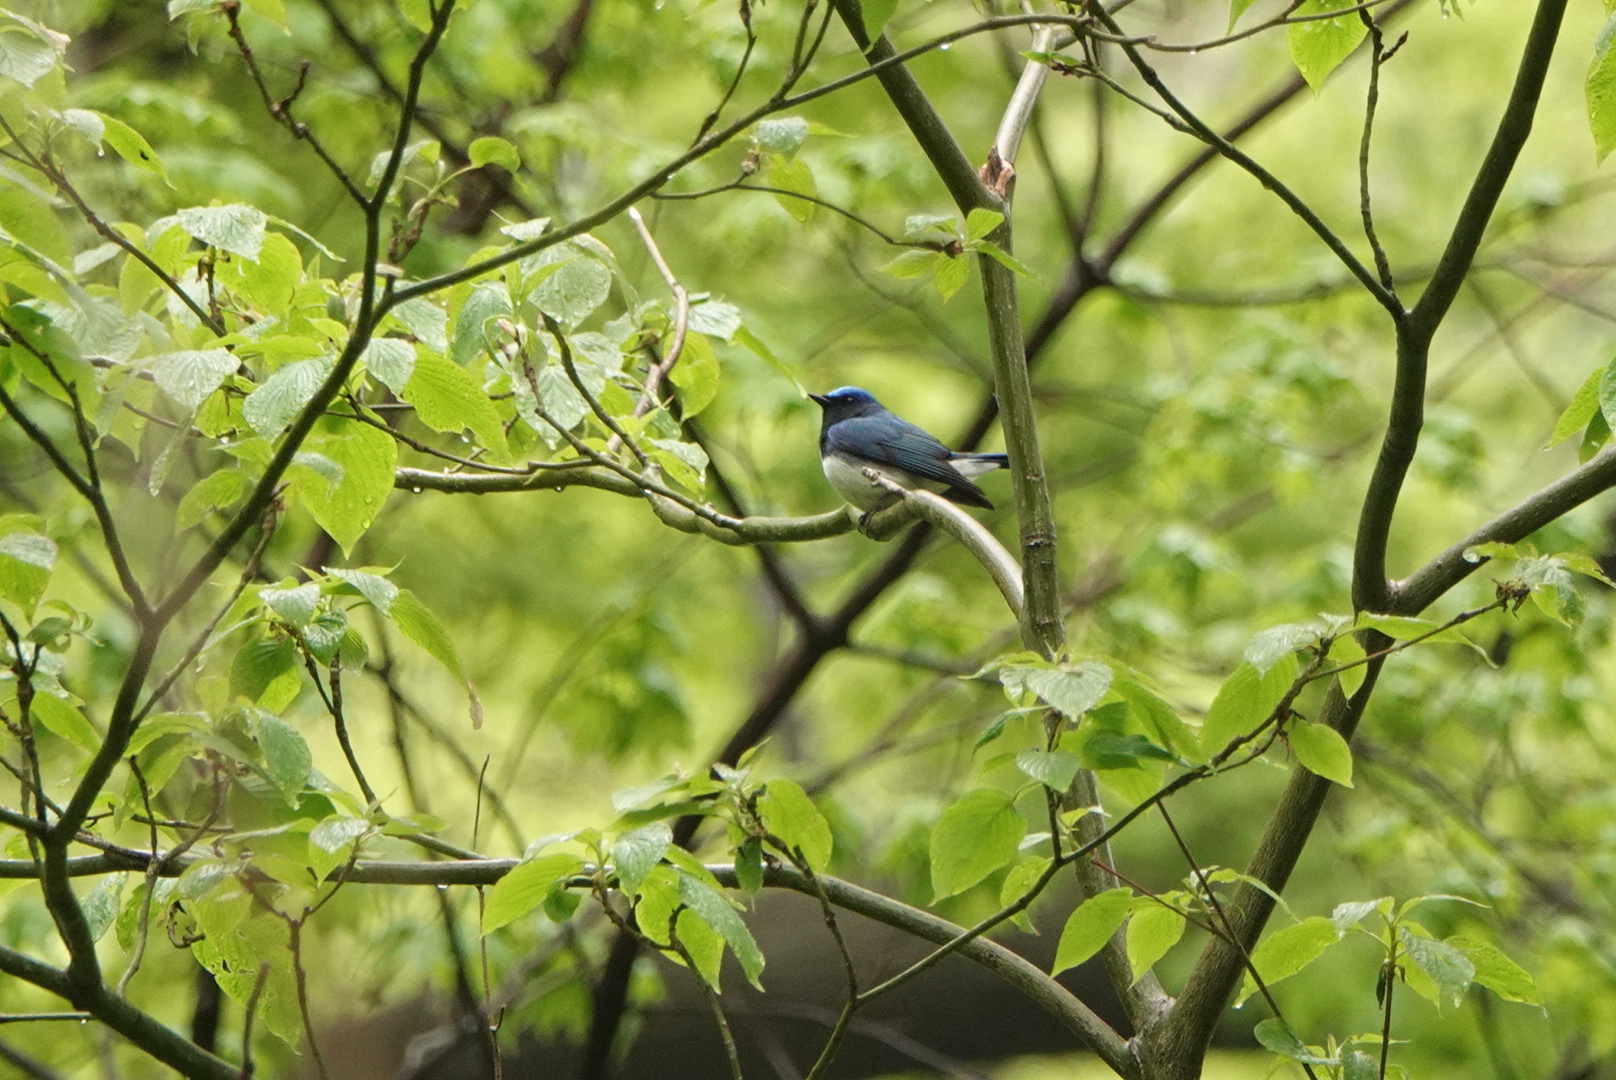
[297,420,398,554]
[1590,13,1616,162]
[999,662,1113,718]
[391,298,449,353]
[0,20,63,88]
[483,852,585,934]
[230,636,298,705]
[1331,897,1390,933]
[612,821,671,897]
[1237,916,1340,1005]
[256,714,311,798]
[260,582,320,627]
[30,691,99,751]
[861,0,900,41]
[90,112,168,180]
[999,856,1051,933]
[392,587,465,682]
[1287,719,1354,787]
[307,815,368,878]
[1399,926,1475,1008]
[1015,749,1081,792]
[1078,732,1176,771]
[468,135,520,172]
[528,247,612,328]
[402,352,511,460]
[1126,903,1185,984]
[0,527,54,613]
[678,871,766,989]
[766,155,817,223]
[325,567,398,615]
[687,298,741,342]
[933,254,969,301]
[735,838,764,896]
[674,906,725,989]
[1244,623,1319,675]
[1287,0,1368,91]
[1200,655,1298,759]
[1326,633,1368,697]
[969,240,1035,279]
[176,468,249,529]
[449,280,512,366]
[882,250,940,280]
[965,208,1004,242]
[752,117,810,157]
[1228,0,1260,30]
[1551,365,1602,447]
[669,331,720,418]
[176,204,267,261]
[1112,677,1198,759]
[1447,935,1541,1005]
[149,349,238,411]
[648,438,710,492]
[82,874,125,943]
[1253,1018,1336,1065]
[758,779,834,872]
[358,338,415,399]
[1051,887,1134,976]
[929,788,1025,901]
[168,0,220,16]
[244,357,332,438]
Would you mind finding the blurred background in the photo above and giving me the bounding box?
[11,0,1616,1076]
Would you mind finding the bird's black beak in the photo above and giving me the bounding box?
[808,393,829,407]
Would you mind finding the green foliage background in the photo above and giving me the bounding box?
[5,0,1616,1076]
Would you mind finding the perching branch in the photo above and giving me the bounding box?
[863,473,1024,619]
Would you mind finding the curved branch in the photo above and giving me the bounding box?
[394,465,860,544]
[864,475,1024,619]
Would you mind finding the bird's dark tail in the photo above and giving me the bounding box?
[942,482,995,510]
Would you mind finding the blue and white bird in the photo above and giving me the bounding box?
[810,386,1009,513]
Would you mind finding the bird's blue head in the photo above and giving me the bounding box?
[809,386,884,423]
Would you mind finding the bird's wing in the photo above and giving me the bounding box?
[825,414,970,488]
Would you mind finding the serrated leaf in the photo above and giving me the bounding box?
[758,779,834,872]
[83,874,125,943]
[678,872,765,989]
[529,248,612,328]
[244,357,332,438]
[1237,916,1339,1005]
[1288,0,1367,91]
[260,582,320,627]
[687,298,741,342]
[176,468,250,529]
[1245,623,1319,675]
[930,788,1025,901]
[933,254,969,301]
[324,567,398,615]
[1015,749,1081,792]
[999,662,1112,718]
[1448,935,1540,1005]
[0,528,54,613]
[297,420,397,554]
[1326,633,1368,697]
[308,815,367,854]
[88,111,167,180]
[612,822,671,898]
[1331,897,1388,933]
[150,349,237,411]
[883,250,939,280]
[1201,656,1298,759]
[176,204,267,261]
[449,280,512,366]
[1127,903,1185,984]
[483,853,585,933]
[1000,856,1051,933]
[362,337,416,396]
[1288,719,1354,787]
[402,352,510,459]
[257,714,311,797]
[1399,927,1475,1008]
[391,298,449,353]
[965,208,1004,242]
[0,21,62,87]
[391,587,464,682]
[1051,887,1134,976]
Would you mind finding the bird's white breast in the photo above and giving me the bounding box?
[823,453,937,510]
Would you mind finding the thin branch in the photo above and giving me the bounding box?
[863,474,1023,619]
[1357,12,1398,294]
